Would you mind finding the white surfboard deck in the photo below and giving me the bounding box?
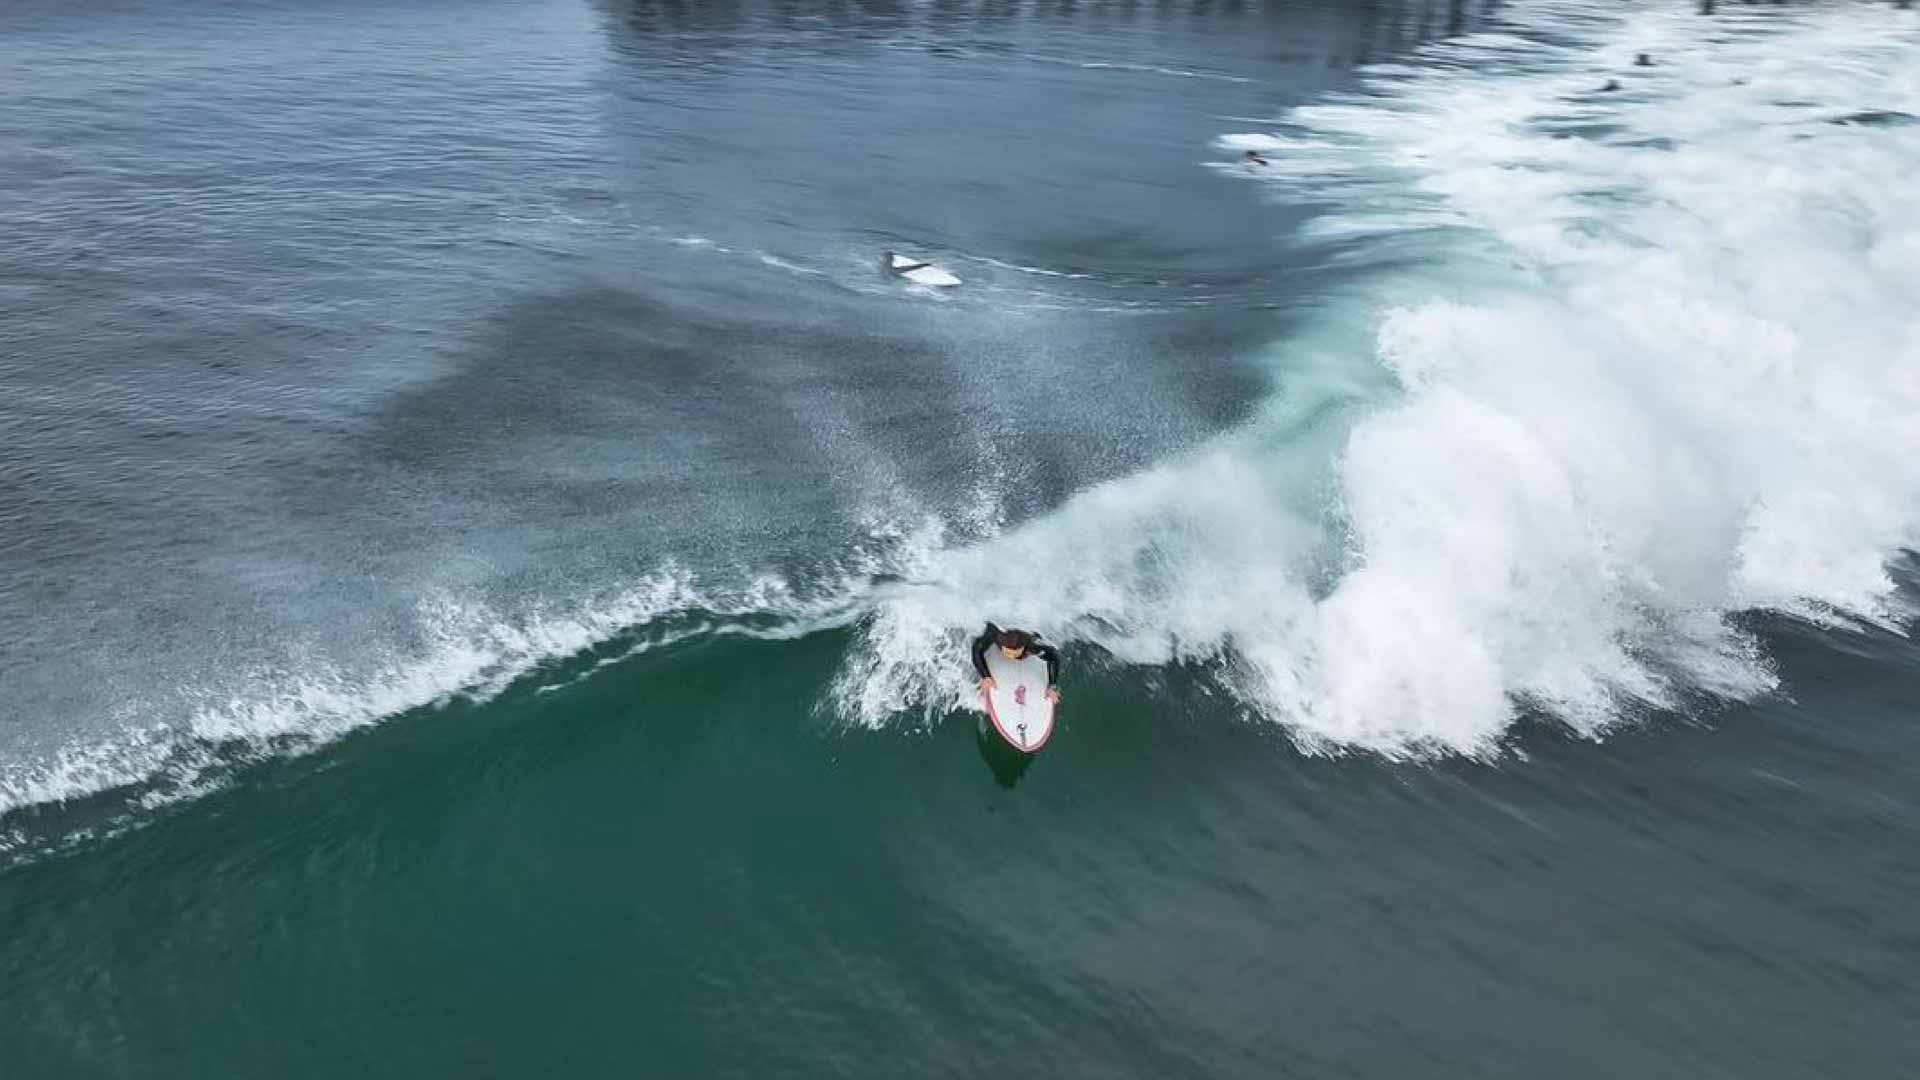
[981,650,1056,752]
[890,254,961,287]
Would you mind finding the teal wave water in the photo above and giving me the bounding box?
[3,0,1919,1075]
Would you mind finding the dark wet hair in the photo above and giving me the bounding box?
[996,629,1036,652]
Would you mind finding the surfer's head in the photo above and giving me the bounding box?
[996,628,1036,660]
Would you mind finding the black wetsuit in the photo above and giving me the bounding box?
[970,623,1062,687]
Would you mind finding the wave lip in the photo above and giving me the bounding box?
[0,573,677,820]
[0,562,887,827]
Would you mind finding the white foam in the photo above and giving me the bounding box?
[1073,60,1253,84]
[755,251,824,277]
[1217,133,1292,153]
[0,563,886,818]
[841,2,1920,756]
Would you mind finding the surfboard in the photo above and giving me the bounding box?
[981,650,1056,752]
[889,253,961,287]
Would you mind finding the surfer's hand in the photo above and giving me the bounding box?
[980,677,996,692]
[1046,687,1061,704]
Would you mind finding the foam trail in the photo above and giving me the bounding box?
[843,2,1920,756]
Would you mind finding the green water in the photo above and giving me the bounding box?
[7,620,1919,1077]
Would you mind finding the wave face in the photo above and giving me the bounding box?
[6,2,1917,829]
[838,2,1920,756]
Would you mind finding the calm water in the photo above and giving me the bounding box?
[3,0,1918,1076]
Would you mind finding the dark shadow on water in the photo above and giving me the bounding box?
[975,716,1038,787]
[593,0,1505,69]
[1830,109,1919,128]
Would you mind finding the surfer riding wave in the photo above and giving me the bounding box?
[971,624,1063,704]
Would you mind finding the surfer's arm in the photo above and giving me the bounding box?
[1030,642,1061,688]
[970,625,998,681]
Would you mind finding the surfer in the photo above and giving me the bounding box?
[1242,149,1269,168]
[880,251,962,287]
[881,251,930,277]
[972,624,1062,703]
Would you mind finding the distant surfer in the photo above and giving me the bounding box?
[882,251,931,277]
[972,624,1062,703]
[1635,52,1654,67]
[881,251,961,287]
[1242,149,1269,168]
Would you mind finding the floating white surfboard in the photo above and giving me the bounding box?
[981,650,1056,752]
[889,253,961,287]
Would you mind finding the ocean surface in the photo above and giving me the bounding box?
[3,0,1918,1075]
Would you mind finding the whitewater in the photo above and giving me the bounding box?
[843,1,1920,753]
[5,0,1918,822]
